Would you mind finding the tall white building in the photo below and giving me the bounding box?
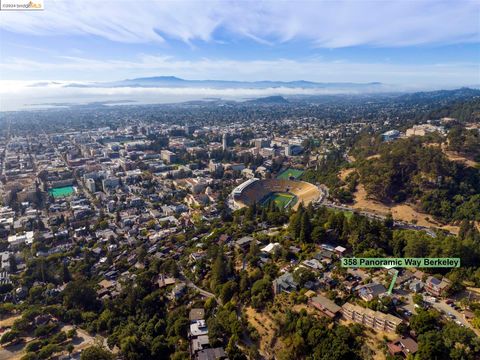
[285,144,292,156]
[85,178,96,193]
[222,133,228,151]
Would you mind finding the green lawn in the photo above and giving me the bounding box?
[277,168,304,180]
[49,186,75,198]
[261,192,297,209]
[333,209,354,219]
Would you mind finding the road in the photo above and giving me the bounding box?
[398,294,478,335]
[178,268,216,299]
[185,280,216,299]
[431,300,479,335]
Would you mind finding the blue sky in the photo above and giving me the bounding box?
[0,0,479,87]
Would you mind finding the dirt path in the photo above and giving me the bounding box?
[0,315,21,328]
[338,168,355,181]
[441,142,478,168]
[352,184,459,234]
[444,150,478,168]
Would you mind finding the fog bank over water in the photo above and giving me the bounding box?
[0,80,466,112]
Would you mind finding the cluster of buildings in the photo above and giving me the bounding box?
[0,105,471,359]
[188,308,227,360]
[0,116,345,321]
[382,120,448,142]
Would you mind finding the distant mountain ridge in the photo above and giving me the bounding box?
[63,76,385,90]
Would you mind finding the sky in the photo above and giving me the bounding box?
[0,0,479,110]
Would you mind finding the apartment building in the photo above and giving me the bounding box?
[342,302,402,333]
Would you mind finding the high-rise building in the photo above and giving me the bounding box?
[85,178,96,193]
[161,150,177,164]
[185,123,195,135]
[222,133,228,151]
[253,138,270,149]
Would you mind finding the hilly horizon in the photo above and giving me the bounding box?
[62,76,386,91]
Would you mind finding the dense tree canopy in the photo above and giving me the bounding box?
[355,137,480,221]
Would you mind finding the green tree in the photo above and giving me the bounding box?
[61,261,71,283]
[299,212,312,243]
[210,247,229,290]
[293,267,316,288]
[247,240,259,266]
[250,278,272,309]
[416,331,448,360]
[63,281,99,311]
[0,330,19,344]
[81,345,114,360]
[220,281,238,303]
[410,309,439,335]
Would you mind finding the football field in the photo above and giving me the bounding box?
[261,192,297,209]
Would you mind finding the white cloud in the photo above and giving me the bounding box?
[0,0,478,47]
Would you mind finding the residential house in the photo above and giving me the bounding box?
[195,348,227,360]
[273,272,298,295]
[170,282,187,300]
[358,283,387,301]
[425,276,451,297]
[302,259,323,272]
[189,320,208,338]
[388,337,419,357]
[260,242,281,256]
[308,295,341,318]
[234,236,254,251]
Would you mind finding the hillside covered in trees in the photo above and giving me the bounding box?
[354,137,480,222]
[447,125,480,161]
[423,96,480,123]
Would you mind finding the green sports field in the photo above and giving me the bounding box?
[49,186,75,198]
[277,168,304,180]
[261,192,297,209]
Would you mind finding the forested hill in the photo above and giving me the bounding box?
[422,96,480,123]
[354,137,480,222]
[397,88,480,104]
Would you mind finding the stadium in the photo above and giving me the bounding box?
[230,178,322,210]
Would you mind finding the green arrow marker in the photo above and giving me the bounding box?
[387,269,398,295]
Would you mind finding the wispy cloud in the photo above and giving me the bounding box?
[0,0,478,47]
